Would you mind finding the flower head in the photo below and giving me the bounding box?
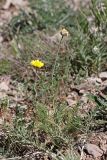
[60,28,69,37]
[30,60,44,68]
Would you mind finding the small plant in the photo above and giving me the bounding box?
[1,0,107,159]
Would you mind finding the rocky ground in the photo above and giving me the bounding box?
[0,0,107,160]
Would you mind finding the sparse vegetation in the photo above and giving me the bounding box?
[0,0,107,160]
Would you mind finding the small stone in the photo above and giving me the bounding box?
[99,72,107,80]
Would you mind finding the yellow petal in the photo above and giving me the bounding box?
[30,60,44,68]
[60,28,69,37]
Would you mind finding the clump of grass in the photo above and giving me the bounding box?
[69,0,107,77]
[29,0,72,28]
[0,59,11,75]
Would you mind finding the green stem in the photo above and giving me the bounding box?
[52,37,63,84]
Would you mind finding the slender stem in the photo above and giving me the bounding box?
[52,37,63,84]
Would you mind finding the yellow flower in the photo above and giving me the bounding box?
[60,28,69,37]
[30,60,44,68]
